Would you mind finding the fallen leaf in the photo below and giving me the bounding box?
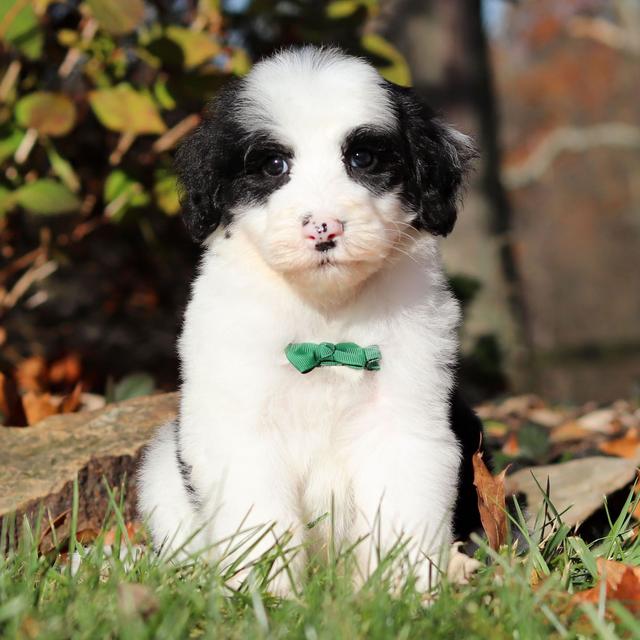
[472,449,509,551]
[505,457,639,527]
[498,394,544,418]
[529,408,565,428]
[572,558,640,614]
[118,583,159,618]
[104,522,144,546]
[549,420,591,444]
[22,391,60,425]
[0,371,27,426]
[15,356,48,393]
[599,428,640,460]
[577,409,622,435]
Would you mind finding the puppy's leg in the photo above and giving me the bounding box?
[349,419,460,593]
[138,421,203,558]
[191,443,305,597]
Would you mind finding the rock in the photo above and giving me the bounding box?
[505,455,640,527]
[0,393,177,544]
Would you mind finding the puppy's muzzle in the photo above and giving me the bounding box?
[302,217,344,252]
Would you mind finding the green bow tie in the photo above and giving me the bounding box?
[285,342,381,374]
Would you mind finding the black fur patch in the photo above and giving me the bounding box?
[449,387,489,540]
[173,421,201,508]
[382,82,477,236]
[175,81,293,243]
[342,125,405,197]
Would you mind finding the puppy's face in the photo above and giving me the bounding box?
[177,48,475,299]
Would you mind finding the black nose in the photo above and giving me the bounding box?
[315,240,336,252]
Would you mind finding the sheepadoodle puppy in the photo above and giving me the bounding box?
[139,46,485,594]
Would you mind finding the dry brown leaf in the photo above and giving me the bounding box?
[577,409,622,435]
[572,558,640,614]
[104,522,144,546]
[118,583,159,618]
[598,428,640,460]
[15,356,48,393]
[22,391,61,425]
[472,449,509,551]
[529,408,565,428]
[0,371,27,426]
[549,420,591,444]
[48,353,82,386]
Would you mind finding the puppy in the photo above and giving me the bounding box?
[139,46,484,594]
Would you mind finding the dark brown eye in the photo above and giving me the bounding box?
[263,155,289,177]
[349,148,375,169]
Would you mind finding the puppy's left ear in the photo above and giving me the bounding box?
[389,84,477,236]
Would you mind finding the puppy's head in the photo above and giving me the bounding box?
[176,47,475,298]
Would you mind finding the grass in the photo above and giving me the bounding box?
[1,481,640,640]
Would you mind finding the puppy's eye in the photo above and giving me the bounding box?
[349,148,375,169]
[263,155,289,177]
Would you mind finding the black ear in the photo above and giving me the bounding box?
[387,84,477,236]
[174,82,243,243]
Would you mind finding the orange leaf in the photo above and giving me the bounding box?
[15,356,48,393]
[472,450,509,551]
[502,432,520,456]
[22,391,60,425]
[572,558,640,614]
[598,428,640,459]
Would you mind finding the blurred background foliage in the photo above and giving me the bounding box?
[1,0,639,423]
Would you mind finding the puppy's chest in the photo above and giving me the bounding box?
[263,365,377,438]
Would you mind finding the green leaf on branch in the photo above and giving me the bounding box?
[13,179,81,215]
[45,141,81,192]
[0,0,44,60]
[85,0,145,36]
[326,0,371,19]
[16,92,77,137]
[104,170,150,220]
[89,84,166,135]
[165,26,221,69]
[361,33,411,87]
[0,129,23,164]
[153,170,180,216]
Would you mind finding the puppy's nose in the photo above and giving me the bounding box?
[302,217,344,251]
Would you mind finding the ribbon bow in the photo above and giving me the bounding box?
[285,342,381,374]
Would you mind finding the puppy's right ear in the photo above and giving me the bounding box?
[175,84,240,243]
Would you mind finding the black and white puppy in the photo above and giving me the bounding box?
[139,46,484,594]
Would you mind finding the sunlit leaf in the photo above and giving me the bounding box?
[104,170,150,220]
[230,48,251,76]
[154,170,180,215]
[327,0,360,18]
[16,92,77,137]
[361,33,411,87]
[45,140,80,192]
[14,179,81,215]
[0,0,44,60]
[85,0,145,36]
[165,26,221,69]
[153,79,176,110]
[0,129,23,164]
[89,84,166,135]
